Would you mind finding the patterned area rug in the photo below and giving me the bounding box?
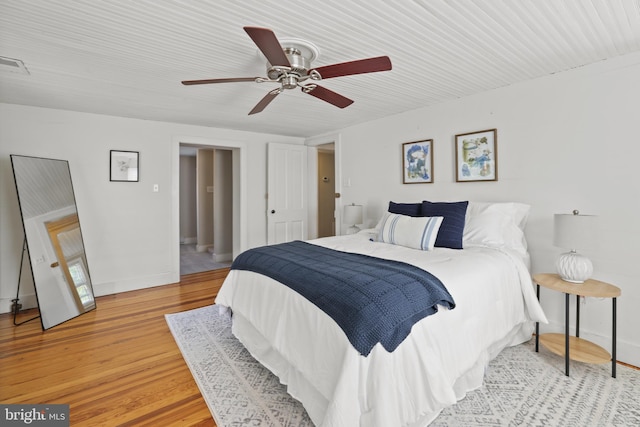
[166,305,640,427]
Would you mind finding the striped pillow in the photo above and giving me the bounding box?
[378,213,444,251]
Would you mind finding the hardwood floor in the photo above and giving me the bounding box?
[0,269,229,427]
[4,269,638,427]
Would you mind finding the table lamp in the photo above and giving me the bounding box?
[344,203,363,235]
[553,210,597,283]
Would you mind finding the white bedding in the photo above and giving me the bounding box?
[215,232,547,427]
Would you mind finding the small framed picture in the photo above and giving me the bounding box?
[455,129,497,182]
[402,139,434,184]
[110,150,139,182]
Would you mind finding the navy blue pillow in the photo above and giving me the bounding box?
[388,201,422,217]
[421,201,469,249]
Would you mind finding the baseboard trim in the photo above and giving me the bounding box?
[93,271,178,297]
[0,294,38,314]
[212,252,232,263]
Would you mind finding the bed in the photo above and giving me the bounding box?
[215,201,547,426]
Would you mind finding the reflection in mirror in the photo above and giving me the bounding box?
[10,155,96,329]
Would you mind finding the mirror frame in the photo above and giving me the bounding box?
[10,154,96,330]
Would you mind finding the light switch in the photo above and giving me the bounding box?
[153,184,159,192]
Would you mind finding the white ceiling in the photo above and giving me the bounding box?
[1,0,640,138]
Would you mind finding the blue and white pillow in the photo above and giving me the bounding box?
[378,213,444,251]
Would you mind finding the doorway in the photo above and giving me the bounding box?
[306,133,342,239]
[179,144,233,275]
[317,143,335,237]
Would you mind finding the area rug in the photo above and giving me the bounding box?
[166,305,640,427]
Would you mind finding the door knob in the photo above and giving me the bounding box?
[50,262,59,268]
[271,210,276,214]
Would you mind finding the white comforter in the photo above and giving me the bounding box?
[215,232,547,427]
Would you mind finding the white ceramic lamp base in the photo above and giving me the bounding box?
[556,250,593,283]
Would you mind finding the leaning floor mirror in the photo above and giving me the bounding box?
[10,155,96,330]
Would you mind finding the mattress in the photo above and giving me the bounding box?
[215,231,546,426]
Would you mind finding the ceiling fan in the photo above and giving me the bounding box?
[181,26,392,115]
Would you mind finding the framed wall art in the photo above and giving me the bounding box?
[402,139,434,184]
[455,129,497,182]
[110,150,139,182]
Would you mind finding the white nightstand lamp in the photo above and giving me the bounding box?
[553,210,597,283]
[344,203,363,235]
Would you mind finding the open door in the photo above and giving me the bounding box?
[267,143,308,244]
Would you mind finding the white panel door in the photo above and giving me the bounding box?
[267,143,308,244]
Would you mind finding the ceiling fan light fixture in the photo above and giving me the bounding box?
[182,26,391,114]
[282,74,299,89]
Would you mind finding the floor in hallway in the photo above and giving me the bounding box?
[180,244,232,275]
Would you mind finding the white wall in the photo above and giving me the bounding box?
[0,104,303,312]
[334,52,640,367]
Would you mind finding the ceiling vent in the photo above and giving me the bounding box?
[0,56,30,75]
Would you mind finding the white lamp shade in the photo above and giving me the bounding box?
[343,204,363,225]
[553,212,597,250]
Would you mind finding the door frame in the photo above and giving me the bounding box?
[171,136,247,282]
[305,132,343,239]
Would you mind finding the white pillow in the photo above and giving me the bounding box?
[378,213,443,251]
[463,202,530,253]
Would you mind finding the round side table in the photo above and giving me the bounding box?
[533,273,620,378]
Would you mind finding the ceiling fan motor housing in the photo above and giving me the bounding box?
[267,47,311,86]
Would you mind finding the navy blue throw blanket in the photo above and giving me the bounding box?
[230,241,455,356]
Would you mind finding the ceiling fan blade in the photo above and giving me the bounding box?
[182,77,260,85]
[311,56,392,80]
[302,85,354,109]
[244,26,291,67]
[249,89,281,115]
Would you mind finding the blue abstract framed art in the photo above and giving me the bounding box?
[402,139,433,184]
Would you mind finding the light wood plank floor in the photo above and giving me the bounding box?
[4,269,638,427]
[0,269,228,427]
